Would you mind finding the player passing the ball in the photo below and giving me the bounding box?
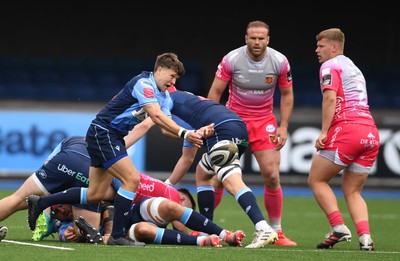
[27,53,214,246]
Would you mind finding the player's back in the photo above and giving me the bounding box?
[61,135,90,159]
[169,90,242,129]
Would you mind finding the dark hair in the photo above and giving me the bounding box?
[154,52,185,77]
[178,187,196,211]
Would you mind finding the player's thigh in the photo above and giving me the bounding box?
[195,162,214,185]
[211,175,223,188]
[12,175,46,208]
[107,156,140,185]
[86,167,114,198]
[253,148,279,173]
[157,197,183,219]
[341,170,368,195]
[308,154,343,183]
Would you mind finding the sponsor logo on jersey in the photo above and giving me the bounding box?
[266,124,276,132]
[249,69,264,73]
[286,70,292,82]
[140,80,153,88]
[236,86,271,95]
[57,164,76,176]
[235,74,249,84]
[143,87,154,98]
[138,182,154,192]
[322,74,332,85]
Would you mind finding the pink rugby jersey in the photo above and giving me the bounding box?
[134,172,181,204]
[319,55,375,126]
[215,45,292,118]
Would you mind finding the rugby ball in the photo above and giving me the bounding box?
[208,140,238,167]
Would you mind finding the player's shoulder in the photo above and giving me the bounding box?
[127,71,155,89]
[267,47,289,62]
[225,46,246,60]
[320,56,343,74]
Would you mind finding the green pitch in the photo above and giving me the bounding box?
[1,190,399,260]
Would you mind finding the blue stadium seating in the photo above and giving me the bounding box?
[0,56,398,109]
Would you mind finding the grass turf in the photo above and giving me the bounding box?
[0,189,399,260]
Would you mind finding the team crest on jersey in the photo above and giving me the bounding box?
[37,169,47,179]
[143,88,154,98]
[265,75,274,84]
[269,134,277,144]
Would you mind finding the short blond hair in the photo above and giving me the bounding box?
[316,28,345,50]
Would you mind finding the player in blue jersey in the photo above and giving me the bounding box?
[0,136,109,241]
[0,136,108,223]
[27,53,214,246]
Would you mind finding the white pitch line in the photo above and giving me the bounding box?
[2,240,74,250]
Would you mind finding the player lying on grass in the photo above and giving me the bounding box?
[33,187,195,243]
[126,195,244,247]
[32,200,116,243]
[30,173,196,242]
[40,195,245,247]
